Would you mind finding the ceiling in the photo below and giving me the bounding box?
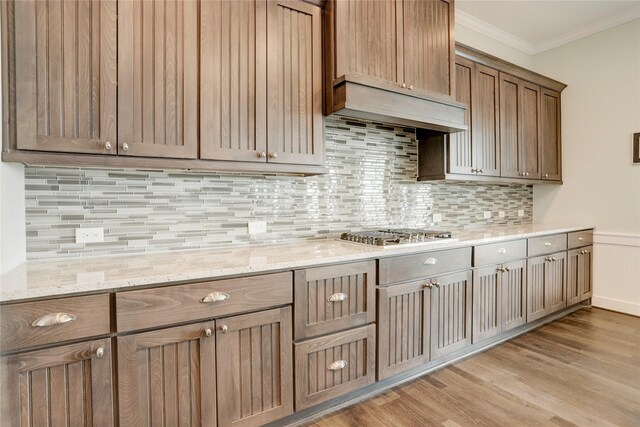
[455,0,640,54]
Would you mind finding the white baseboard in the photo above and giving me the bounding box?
[592,296,640,317]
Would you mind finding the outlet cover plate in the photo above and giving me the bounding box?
[518,209,525,217]
[76,227,104,244]
[248,221,267,235]
[483,211,492,219]
[498,211,505,218]
[433,213,442,223]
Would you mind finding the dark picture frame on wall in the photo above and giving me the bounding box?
[634,133,640,164]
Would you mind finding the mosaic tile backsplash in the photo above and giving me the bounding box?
[24,116,533,259]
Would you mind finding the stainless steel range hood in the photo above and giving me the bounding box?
[328,75,468,133]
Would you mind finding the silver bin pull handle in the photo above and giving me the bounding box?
[423,258,437,265]
[201,292,230,303]
[328,360,348,371]
[328,293,348,302]
[497,248,507,255]
[32,313,77,328]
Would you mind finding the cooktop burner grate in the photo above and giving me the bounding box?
[339,228,453,246]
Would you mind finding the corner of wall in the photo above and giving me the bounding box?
[0,161,26,274]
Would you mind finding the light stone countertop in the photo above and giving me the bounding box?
[0,223,594,303]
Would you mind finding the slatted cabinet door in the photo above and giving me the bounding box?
[430,270,472,360]
[527,255,549,322]
[540,88,562,181]
[402,0,454,97]
[216,307,293,427]
[118,0,198,158]
[520,81,542,179]
[266,0,324,165]
[546,251,567,313]
[377,281,430,380]
[501,259,527,332]
[473,64,500,176]
[449,57,474,175]
[117,322,216,427]
[0,338,114,427]
[579,246,593,301]
[294,261,376,340]
[499,73,522,178]
[567,248,582,306]
[200,0,267,162]
[472,265,501,344]
[13,0,117,154]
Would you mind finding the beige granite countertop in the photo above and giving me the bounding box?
[0,223,594,303]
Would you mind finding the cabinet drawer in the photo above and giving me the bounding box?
[528,234,567,257]
[568,230,593,249]
[294,324,376,411]
[474,239,526,266]
[294,261,375,340]
[116,272,292,332]
[0,294,110,353]
[379,247,471,285]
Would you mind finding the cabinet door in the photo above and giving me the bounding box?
[117,322,216,427]
[216,307,293,427]
[332,0,400,83]
[499,73,521,178]
[567,248,582,306]
[1,338,114,426]
[527,255,550,322]
[547,251,567,314]
[200,0,267,162]
[473,64,500,176]
[431,270,472,360]
[402,0,454,97]
[449,57,474,175]
[377,281,430,380]
[266,0,323,165]
[540,88,562,181]
[579,246,593,301]
[118,0,198,158]
[501,259,527,332]
[472,265,501,344]
[13,0,117,154]
[520,81,541,178]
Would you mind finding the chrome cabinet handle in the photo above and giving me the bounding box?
[525,172,530,176]
[401,82,407,89]
[201,292,230,303]
[269,152,278,159]
[205,328,213,337]
[328,360,348,371]
[497,248,507,255]
[258,151,266,159]
[544,242,552,247]
[220,325,229,334]
[543,173,549,178]
[408,85,414,90]
[423,258,437,265]
[497,267,505,273]
[95,347,105,359]
[122,142,129,151]
[432,282,441,288]
[32,313,77,328]
[478,169,483,173]
[328,292,348,302]
[578,237,584,241]
[551,257,557,262]
[423,283,433,289]
[504,266,511,272]
[104,141,112,150]
[545,257,551,262]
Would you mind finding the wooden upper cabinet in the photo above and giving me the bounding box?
[401,0,454,97]
[118,0,198,159]
[499,72,521,178]
[520,81,541,178]
[200,0,267,162]
[1,338,114,427]
[332,0,401,84]
[473,64,500,176]
[266,0,324,165]
[449,58,474,175]
[13,0,117,154]
[540,88,562,181]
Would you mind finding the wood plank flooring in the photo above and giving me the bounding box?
[305,308,640,427]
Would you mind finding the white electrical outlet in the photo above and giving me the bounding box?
[483,211,492,219]
[433,213,442,223]
[248,221,267,235]
[518,209,525,217]
[76,227,104,244]
[498,211,505,218]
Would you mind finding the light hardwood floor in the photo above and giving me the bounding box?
[305,308,640,427]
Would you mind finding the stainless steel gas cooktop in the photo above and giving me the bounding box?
[339,228,455,247]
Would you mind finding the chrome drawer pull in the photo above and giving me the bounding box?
[328,360,348,371]
[544,242,552,246]
[95,347,105,359]
[201,292,230,303]
[328,293,348,302]
[497,248,507,255]
[32,313,77,328]
[578,237,584,241]
[423,258,437,265]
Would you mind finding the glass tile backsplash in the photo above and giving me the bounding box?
[24,116,532,259]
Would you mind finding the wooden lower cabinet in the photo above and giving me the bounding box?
[294,325,376,410]
[430,270,473,359]
[567,246,593,305]
[216,307,293,427]
[377,281,430,380]
[527,251,567,322]
[1,338,114,427]
[473,260,527,344]
[117,322,216,427]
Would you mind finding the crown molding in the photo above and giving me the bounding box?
[455,7,640,56]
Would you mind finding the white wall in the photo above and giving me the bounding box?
[532,19,640,315]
